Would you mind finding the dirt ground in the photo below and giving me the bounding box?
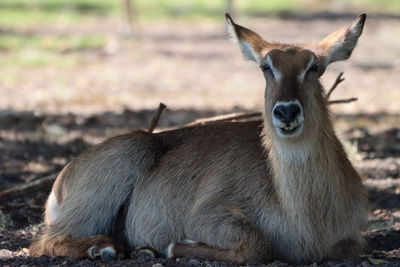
[0,14,400,266]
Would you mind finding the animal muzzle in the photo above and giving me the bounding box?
[271,100,304,138]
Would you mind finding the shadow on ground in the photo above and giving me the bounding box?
[0,108,399,266]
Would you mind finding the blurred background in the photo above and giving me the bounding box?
[0,1,400,264]
[0,0,399,115]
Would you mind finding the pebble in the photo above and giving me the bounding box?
[189,259,201,265]
[0,249,12,260]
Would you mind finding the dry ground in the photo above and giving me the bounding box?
[0,14,400,266]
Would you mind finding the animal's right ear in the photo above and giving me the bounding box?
[225,13,269,64]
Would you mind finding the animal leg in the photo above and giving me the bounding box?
[29,231,125,261]
[168,201,270,264]
[330,238,364,260]
[30,131,162,259]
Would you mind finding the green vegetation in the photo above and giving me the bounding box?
[0,0,114,27]
[128,0,400,21]
[1,0,399,27]
[132,0,304,21]
[345,0,400,12]
[0,33,105,68]
[0,0,112,68]
[0,34,105,52]
[0,0,398,69]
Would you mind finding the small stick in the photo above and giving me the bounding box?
[326,72,345,99]
[1,201,43,211]
[0,174,57,202]
[147,103,167,133]
[183,112,262,127]
[184,111,262,127]
[328,97,358,105]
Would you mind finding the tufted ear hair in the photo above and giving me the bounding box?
[318,14,366,67]
[225,13,271,64]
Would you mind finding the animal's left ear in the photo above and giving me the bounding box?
[318,14,366,66]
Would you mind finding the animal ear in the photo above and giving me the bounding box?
[318,14,366,66]
[225,13,269,64]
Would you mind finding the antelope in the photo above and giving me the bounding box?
[29,13,368,264]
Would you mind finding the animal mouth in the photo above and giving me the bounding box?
[280,125,299,134]
[276,123,303,137]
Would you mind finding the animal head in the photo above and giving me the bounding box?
[226,14,366,140]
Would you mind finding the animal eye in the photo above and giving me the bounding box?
[308,64,319,74]
[261,64,272,74]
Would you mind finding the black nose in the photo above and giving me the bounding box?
[273,104,301,123]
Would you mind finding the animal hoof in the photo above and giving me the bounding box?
[88,245,117,262]
[165,242,175,259]
[131,247,156,259]
[100,247,117,262]
[88,245,99,259]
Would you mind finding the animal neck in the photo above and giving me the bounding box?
[261,111,345,220]
[260,113,368,258]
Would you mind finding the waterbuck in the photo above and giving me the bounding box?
[29,13,368,264]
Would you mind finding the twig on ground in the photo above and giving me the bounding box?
[0,174,57,202]
[184,112,262,127]
[326,72,345,99]
[1,201,43,211]
[147,103,167,133]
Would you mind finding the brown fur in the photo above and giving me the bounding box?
[29,14,368,264]
[29,232,122,258]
